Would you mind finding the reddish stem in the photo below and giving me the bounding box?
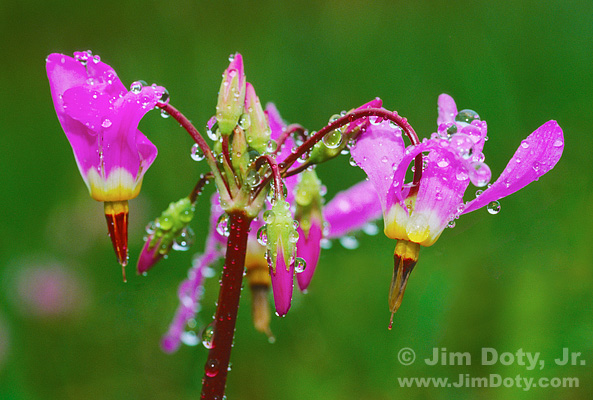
[282,108,423,185]
[201,212,252,400]
[189,173,213,204]
[274,124,306,155]
[255,155,283,199]
[158,103,214,162]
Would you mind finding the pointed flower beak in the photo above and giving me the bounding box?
[216,53,246,136]
[388,240,420,328]
[104,200,129,280]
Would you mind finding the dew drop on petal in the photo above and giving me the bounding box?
[349,157,358,167]
[487,201,501,215]
[455,109,480,124]
[190,143,205,161]
[447,220,456,228]
[295,257,307,273]
[101,118,112,128]
[553,139,563,147]
[130,81,143,94]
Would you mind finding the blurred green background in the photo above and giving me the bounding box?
[1,0,591,399]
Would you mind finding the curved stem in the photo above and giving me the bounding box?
[201,212,252,400]
[255,155,283,200]
[158,102,231,199]
[274,124,307,155]
[284,162,311,178]
[189,172,213,204]
[282,108,423,185]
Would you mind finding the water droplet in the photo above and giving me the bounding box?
[339,235,359,250]
[157,215,173,231]
[437,159,449,168]
[173,227,195,251]
[469,162,491,187]
[553,139,563,147]
[322,129,342,149]
[320,238,332,249]
[180,330,199,346]
[238,113,251,130]
[190,143,205,161]
[487,201,501,215]
[295,257,307,273]
[456,170,469,181]
[289,230,299,244]
[246,169,261,187]
[455,109,480,124]
[447,220,456,228]
[520,140,529,149]
[362,222,379,236]
[257,226,268,246]
[205,359,220,377]
[101,118,112,128]
[216,214,230,237]
[130,81,144,94]
[349,157,358,167]
[475,189,483,197]
[263,210,275,224]
[532,162,541,172]
[267,140,278,153]
[145,221,156,234]
[201,324,215,349]
[160,109,170,118]
[207,123,221,141]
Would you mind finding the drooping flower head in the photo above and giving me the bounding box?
[351,94,564,321]
[46,51,165,277]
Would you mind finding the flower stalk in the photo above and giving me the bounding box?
[201,212,252,400]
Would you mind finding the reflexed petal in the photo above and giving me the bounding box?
[295,218,323,291]
[437,93,457,125]
[325,180,383,239]
[269,246,294,316]
[463,121,564,214]
[350,121,406,213]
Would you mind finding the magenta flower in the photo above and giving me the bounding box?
[46,51,165,275]
[351,93,564,320]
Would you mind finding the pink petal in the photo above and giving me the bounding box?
[265,103,285,141]
[269,245,294,316]
[350,120,406,213]
[137,236,165,274]
[295,218,323,291]
[463,121,564,214]
[437,93,457,125]
[325,180,383,239]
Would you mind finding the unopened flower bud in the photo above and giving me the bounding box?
[265,199,297,316]
[137,197,195,274]
[294,170,324,291]
[216,53,246,136]
[244,82,271,154]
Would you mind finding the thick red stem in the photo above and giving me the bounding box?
[201,212,252,400]
[255,155,283,200]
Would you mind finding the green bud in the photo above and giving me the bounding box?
[244,82,271,154]
[216,54,246,136]
[150,197,195,253]
[265,199,298,273]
